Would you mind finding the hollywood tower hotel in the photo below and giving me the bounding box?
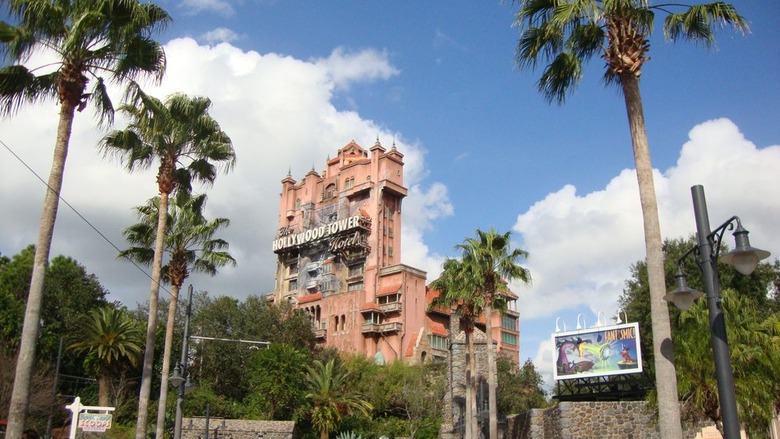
[268,140,430,363]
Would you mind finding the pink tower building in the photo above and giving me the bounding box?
[269,140,429,364]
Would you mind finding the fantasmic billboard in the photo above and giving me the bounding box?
[552,322,643,380]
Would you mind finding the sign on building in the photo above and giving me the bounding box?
[552,322,643,380]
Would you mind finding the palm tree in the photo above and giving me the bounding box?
[68,306,144,407]
[513,2,748,436]
[120,192,236,439]
[0,1,169,435]
[458,229,530,439]
[101,87,235,438]
[429,258,482,439]
[304,359,372,439]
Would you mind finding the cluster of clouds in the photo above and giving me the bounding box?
[1,36,777,384]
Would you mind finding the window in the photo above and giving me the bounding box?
[345,177,354,189]
[295,199,301,210]
[365,312,380,325]
[348,281,364,291]
[429,335,448,350]
[501,315,517,331]
[388,247,394,257]
[501,332,517,345]
[325,184,337,198]
[289,279,297,291]
[289,262,298,276]
[378,294,399,305]
[348,264,364,278]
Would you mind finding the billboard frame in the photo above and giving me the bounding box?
[552,322,643,381]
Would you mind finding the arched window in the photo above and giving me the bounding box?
[325,183,337,198]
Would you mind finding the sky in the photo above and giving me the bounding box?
[1,1,779,387]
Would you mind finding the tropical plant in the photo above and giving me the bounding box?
[304,359,373,439]
[429,258,481,439]
[513,1,748,436]
[120,192,235,438]
[68,306,144,407]
[0,1,170,434]
[676,289,780,436]
[456,229,530,439]
[101,87,235,438]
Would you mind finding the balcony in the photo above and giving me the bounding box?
[379,302,402,313]
[314,328,326,339]
[362,321,403,334]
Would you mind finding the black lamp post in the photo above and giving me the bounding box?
[170,285,193,439]
[663,185,770,439]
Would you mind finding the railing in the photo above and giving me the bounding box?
[379,302,402,313]
[361,321,403,334]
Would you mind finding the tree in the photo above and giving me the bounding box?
[101,87,235,438]
[305,359,373,439]
[0,1,170,433]
[430,258,481,439]
[68,306,144,407]
[120,192,235,438]
[457,229,530,439]
[246,343,309,420]
[514,2,748,436]
[496,357,548,417]
[619,236,780,435]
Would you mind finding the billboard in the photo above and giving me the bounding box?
[552,322,643,380]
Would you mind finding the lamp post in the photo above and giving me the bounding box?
[663,185,770,439]
[170,285,193,439]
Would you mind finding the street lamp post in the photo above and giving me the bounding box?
[663,185,770,439]
[169,285,193,439]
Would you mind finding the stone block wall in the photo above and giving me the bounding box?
[505,401,714,439]
[181,418,295,439]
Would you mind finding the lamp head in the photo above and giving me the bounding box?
[169,365,185,388]
[720,224,770,275]
[664,269,704,311]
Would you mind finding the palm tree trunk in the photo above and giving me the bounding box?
[99,370,111,407]
[135,191,170,439]
[620,74,683,438]
[467,331,479,439]
[6,101,77,439]
[155,283,182,439]
[485,303,498,439]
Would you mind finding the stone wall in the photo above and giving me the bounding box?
[505,401,713,439]
[181,418,295,439]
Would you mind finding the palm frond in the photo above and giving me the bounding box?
[538,51,583,104]
[663,2,749,46]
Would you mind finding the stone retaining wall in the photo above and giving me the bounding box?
[181,418,295,439]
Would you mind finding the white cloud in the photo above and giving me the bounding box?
[513,118,780,323]
[199,27,241,45]
[315,47,401,91]
[515,118,780,385]
[179,0,234,16]
[0,38,444,307]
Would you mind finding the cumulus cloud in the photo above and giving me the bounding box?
[514,118,780,385]
[0,38,444,307]
[199,27,241,45]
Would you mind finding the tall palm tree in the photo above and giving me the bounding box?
[0,1,169,435]
[304,359,372,439]
[513,2,748,436]
[101,87,235,438]
[120,192,236,439]
[429,258,482,439]
[69,306,144,407]
[458,229,530,439]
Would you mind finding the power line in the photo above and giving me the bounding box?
[0,136,173,299]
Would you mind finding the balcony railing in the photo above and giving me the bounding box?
[361,321,403,334]
[379,302,402,313]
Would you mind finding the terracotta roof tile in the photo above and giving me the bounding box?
[297,293,322,304]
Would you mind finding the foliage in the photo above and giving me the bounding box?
[496,357,548,416]
[619,236,780,435]
[305,359,373,439]
[68,306,144,406]
[245,343,310,420]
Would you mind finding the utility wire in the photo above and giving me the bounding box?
[0,136,173,299]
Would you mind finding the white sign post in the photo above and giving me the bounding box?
[65,397,115,439]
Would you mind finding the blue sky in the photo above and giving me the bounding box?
[1,1,779,386]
